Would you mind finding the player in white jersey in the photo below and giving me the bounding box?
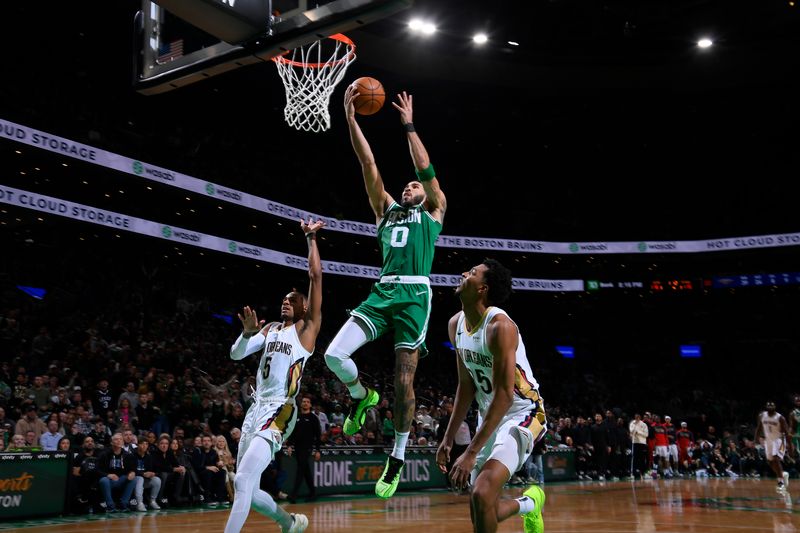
[755,401,794,494]
[436,259,547,533]
[223,217,324,533]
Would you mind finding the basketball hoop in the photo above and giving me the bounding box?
[272,34,356,132]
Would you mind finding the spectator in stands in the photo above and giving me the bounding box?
[94,379,114,415]
[24,430,41,449]
[0,406,14,445]
[7,433,27,451]
[133,440,162,510]
[90,419,111,448]
[314,403,329,434]
[118,382,139,410]
[171,437,199,504]
[40,419,63,451]
[416,405,434,429]
[214,435,236,502]
[573,416,591,480]
[97,433,136,512]
[15,403,47,442]
[115,398,136,429]
[152,436,184,507]
[26,375,51,414]
[72,436,101,511]
[330,403,345,427]
[135,393,156,433]
[122,428,138,453]
[229,427,241,458]
[193,434,226,505]
[74,406,93,435]
[58,436,72,452]
[382,409,395,443]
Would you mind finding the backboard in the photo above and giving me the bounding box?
[134,0,412,95]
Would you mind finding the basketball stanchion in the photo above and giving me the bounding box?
[272,33,356,132]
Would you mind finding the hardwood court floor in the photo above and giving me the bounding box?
[3,478,798,532]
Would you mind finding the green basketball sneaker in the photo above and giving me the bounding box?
[343,388,379,436]
[522,485,546,533]
[375,455,404,499]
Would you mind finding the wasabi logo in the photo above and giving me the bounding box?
[569,243,579,253]
[638,242,647,252]
[587,280,599,291]
[206,183,215,195]
[162,226,172,238]
[133,161,143,175]
[228,241,237,253]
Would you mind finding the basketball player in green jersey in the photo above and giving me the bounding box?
[324,86,446,499]
[791,395,800,460]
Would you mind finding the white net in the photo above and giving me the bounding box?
[272,34,356,133]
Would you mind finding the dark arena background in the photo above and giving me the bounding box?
[1,0,800,531]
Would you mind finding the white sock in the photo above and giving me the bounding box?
[347,381,367,400]
[392,431,410,461]
[516,495,536,515]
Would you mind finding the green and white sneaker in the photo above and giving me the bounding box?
[285,513,308,533]
[375,456,404,499]
[343,388,379,436]
[522,485,546,533]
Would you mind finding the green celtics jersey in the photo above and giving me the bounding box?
[376,202,442,277]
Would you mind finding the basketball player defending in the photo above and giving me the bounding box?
[324,87,446,499]
[755,401,794,494]
[437,260,546,533]
[224,217,325,533]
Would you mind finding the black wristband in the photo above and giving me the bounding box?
[404,122,415,133]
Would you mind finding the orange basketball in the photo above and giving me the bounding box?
[351,77,385,116]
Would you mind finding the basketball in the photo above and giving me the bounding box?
[351,77,385,115]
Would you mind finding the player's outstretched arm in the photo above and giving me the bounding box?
[230,306,267,360]
[392,91,446,222]
[345,85,393,220]
[298,217,325,352]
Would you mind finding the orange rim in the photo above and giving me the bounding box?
[272,33,356,68]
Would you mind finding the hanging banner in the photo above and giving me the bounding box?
[3,118,798,254]
[0,185,584,291]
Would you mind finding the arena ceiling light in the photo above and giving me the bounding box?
[408,18,436,35]
[697,38,713,48]
[472,33,488,44]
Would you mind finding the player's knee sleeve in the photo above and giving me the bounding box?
[325,318,369,382]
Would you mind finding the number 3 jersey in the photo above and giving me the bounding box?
[455,307,543,423]
[377,202,442,277]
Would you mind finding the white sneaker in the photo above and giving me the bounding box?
[136,502,147,512]
[149,499,161,510]
[287,513,309,533]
